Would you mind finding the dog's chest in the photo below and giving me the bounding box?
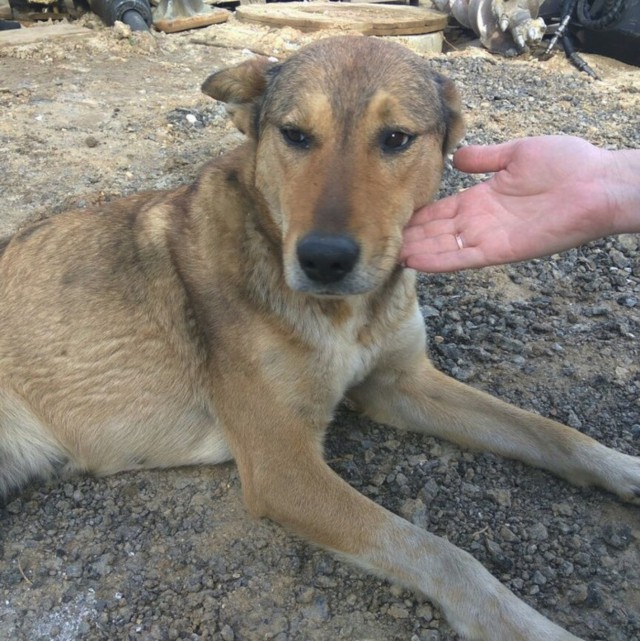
[244,266,419,425]
[262,303,395,420]
[316,319,380,390]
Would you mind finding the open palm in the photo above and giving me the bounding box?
[401,136,620,272]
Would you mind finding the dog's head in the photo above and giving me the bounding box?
[202,36,464,297]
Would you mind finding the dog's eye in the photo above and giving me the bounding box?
[281,127,310,148]
[381,131,414,152]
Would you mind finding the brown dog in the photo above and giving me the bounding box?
[0,36,637,641]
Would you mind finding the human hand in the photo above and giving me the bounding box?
[401,136,620,272]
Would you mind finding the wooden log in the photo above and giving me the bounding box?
[154,7,230,33]
[235,2,448,36]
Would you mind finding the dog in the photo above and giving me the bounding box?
[0,36,638,641]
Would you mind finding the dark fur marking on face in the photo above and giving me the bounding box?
[253,65,282,138]
[312,160,353,233]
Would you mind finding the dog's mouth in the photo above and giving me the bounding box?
[286,271,375,298]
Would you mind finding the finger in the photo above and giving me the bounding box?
[407,194,462,228]
[400,232,461,261]
[402,217,457,243]
[453,140,519,174]
[403,247,487,273]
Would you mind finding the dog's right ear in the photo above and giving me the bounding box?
[202,57,276,137]
[433,73,465,155]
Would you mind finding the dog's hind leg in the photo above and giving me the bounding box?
[220,387,582,641]
[0,389,78,500]
[349,350,640,504]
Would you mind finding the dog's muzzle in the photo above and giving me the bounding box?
[296,233,360,285]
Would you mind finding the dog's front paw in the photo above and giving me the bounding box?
[611,452,640,504]
[447,596,584,641]
[587,446,640,504]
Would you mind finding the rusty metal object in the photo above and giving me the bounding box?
[434,0,547,54]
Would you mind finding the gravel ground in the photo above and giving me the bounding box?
[0,17,639,641]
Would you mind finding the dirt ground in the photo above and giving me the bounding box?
[0,15,639,641]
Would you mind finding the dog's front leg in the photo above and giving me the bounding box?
[217,384,582,641]
[349,348,640,503]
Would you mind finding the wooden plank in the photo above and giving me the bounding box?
[235,2,447,36]
[154,7,230,33]
[345,0,409,4]
[0,22,90,46]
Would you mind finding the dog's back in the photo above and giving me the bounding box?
[0,176,242,495]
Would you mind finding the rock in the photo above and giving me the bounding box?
[486,488,512,507]
[220,624,235,641]
[528,523,549,541]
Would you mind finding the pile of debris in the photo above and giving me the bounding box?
[1,0,638,71]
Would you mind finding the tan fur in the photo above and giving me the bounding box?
[1,37,637,641]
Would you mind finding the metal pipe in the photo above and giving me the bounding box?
[88,0,152,30]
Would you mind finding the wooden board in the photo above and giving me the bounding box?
[154,7,230,33]
[0,22,90,46]
[235,2,448,36]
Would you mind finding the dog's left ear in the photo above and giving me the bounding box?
[433,73,465,154]
[202,57,276,136]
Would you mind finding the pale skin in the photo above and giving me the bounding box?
[401,135,640,273]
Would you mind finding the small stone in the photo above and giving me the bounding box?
[65,562,83,578]
[566,410,582,429]
[609,248,630,268]
[617,295,638,308]
[617,234,639,252]
[421,305,440,318]
[532,570,547,585]
[499,526,518,543]
[485,537,513,572]
[112,20,132,40]
[552,502,573,516]
[5,500,22,514]
[585,583,605,608]
[388,604,410,619]
[416,603,434,622]
[302,596,329,621]
[486,488,512,507]
[586,305,609,317]
[528,522,548,541]
[220,624,235,641]
[296,587,315,604]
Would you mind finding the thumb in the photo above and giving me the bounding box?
[453,140,519,174]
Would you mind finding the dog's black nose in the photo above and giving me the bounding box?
[297,233,360,284]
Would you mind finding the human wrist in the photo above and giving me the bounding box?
[601,148,640,235]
